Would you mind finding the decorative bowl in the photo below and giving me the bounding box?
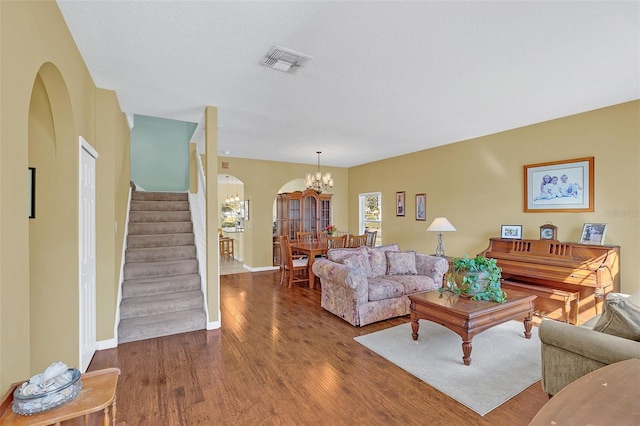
[12,368,82,415]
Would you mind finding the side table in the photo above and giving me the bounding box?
[0,367,121,426]
[529,358,640,425]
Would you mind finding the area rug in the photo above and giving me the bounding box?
[354,320,541,416]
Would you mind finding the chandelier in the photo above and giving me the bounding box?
[305,151,333,194]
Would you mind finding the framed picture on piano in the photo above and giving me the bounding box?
[524,157,594,213]
[580,223,607,245]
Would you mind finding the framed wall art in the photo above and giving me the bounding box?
[500,225,522,239]
[524,157,594,213]
[580,223,607,245]
[396,191,405,216]
[29,167,36,219]
[415,194,426,221]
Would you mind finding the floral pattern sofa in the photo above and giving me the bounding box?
[312,244,449,326]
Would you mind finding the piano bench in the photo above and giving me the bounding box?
[502,280,580,324]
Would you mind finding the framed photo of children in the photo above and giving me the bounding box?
[415,194,426,221]
[523,157,594,213]
[396,191,405,216]
[580,223,607,245]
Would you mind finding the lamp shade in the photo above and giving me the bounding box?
[427,217,456,232]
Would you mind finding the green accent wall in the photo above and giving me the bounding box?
[131,114,197,191]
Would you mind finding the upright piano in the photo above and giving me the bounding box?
[480,238,620,325]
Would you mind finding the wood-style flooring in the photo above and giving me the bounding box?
[87,270,548,425]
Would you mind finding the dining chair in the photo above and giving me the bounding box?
[316,231,328,246]
[365,230,378,247]
[327,234,348,249]
[278,236,309,288]
[348,234,367,248]
[296,231,315,244]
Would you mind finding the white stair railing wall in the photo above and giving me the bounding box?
[188,146,212,327]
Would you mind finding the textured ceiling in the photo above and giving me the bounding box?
[57,1,639,168]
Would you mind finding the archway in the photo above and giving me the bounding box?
[28,63,79,371]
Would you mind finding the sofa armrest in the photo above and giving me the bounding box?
[539,319,640,395]
[415,254,448,285]
[312,258,368,292]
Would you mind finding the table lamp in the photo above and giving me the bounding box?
[427,217,456,257]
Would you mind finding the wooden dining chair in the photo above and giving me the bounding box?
[348,234,367,248]
[365,230,378,247]
[278,236,309,288]
[316,231,328,246]
[327,235,348,249]
[296,231,315,244]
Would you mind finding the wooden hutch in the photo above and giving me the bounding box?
[276,189,332,240]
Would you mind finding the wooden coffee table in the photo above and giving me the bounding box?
[409,289,536,366]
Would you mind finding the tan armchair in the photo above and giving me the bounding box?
[538,318,640,396]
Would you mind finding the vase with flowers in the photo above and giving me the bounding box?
[324,225,337,236]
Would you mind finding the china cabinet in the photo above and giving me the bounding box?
[276,189,332,241]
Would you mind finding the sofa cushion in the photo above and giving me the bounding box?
[328,247,373,277]
[592,293,640,341]
[366,244,400,277]
[386,251,417,275]
[385,274,439,294]
[367,276,405,301]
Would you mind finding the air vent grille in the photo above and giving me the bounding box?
[262,46,312,74]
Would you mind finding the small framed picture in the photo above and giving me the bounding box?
[415,194,426,221]
[501,225,522,239]
[396,191,405,216]
[580,223,607,245]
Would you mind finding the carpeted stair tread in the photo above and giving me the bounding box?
[126,245,196,263]
[128,221,193,235]
[124,259,198,280]
[127,233,194,248]
[122,274,201,298]
[117,309,206,344]
[131,191,188,202]
[129,210,191,223]
[120,290,204,319]
[130,200,189,211]
[119,191,205,344]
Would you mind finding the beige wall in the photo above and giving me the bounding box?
[1,1,130,390]
[217,157,349,269]
[349,101,640,295]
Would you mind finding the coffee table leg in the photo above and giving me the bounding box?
[523,315,533,339]
[411,317,419,340]
[462,339,473,366]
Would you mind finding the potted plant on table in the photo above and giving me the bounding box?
[441,255,507,303]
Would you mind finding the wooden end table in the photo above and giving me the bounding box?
[0,367,120,426]
[529,358,640,426]
[409,289,536,366]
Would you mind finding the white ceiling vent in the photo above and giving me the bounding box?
[262,46,312,74]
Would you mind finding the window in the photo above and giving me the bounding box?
[359,192,382,245]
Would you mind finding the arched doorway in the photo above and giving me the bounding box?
[28,63,81,371]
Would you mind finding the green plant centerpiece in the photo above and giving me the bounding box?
[440,255,507,303]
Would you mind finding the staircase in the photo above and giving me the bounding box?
[118,191,206,344]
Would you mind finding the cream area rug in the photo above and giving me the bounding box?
[354,320,541,416]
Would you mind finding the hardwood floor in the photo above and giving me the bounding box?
[88,270,548,425]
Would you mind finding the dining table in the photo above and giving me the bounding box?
[288,241,328,289]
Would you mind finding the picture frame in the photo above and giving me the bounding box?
[580,223,607,245]
[523,157,594,213]
[415,194,426,221]
[396,191,405,216]
[501,225,522,239]
[28,167,36,219]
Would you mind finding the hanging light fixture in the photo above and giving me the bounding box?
[305,151,333,194]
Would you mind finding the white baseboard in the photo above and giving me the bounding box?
[244,265,279,272]
[97,338,118,350]
[207,320,221,330]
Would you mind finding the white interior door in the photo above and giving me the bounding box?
[80,137,98,372]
